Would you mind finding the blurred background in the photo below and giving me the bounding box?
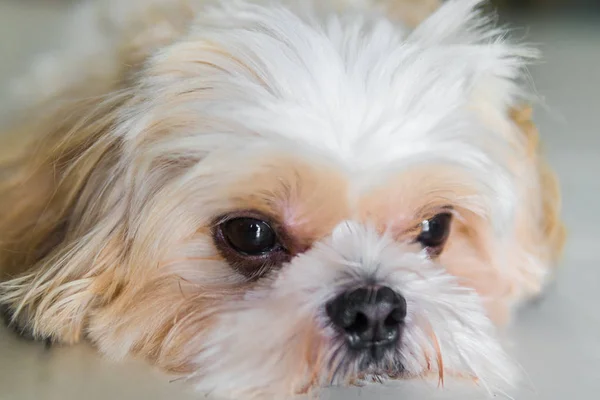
[1,1,599,400]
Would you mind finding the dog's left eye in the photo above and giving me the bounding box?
[416,212,453,254]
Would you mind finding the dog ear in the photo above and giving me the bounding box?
[409,0,539,113]
[0,90,130,344]
[510,106,566,265]
[0,0,197,344]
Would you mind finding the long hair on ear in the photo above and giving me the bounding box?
[510,105,566,264]
[0,81,132,343]
[0,0,196,344]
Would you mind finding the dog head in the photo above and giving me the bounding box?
[1,1,556,398]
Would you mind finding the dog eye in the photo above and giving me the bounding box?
[213,215,291,279]
[222,218,277,255]
[416,212,453,253]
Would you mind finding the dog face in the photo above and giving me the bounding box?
[0,1,564,399]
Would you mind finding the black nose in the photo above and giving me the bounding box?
[326,286,407,357]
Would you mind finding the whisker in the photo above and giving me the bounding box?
[430,330,444,387]
[326,341,347,371]
[493,387,516,400]
[424,350,432,371]
[328,346,348,386]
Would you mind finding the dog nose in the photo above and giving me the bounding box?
[326,286,407,354]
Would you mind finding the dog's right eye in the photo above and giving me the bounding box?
[222,218,277,255]
[213,215,291,279]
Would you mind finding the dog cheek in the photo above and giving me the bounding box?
[84,236,244,372]
[175,254,349,398]
[86,277,232,374]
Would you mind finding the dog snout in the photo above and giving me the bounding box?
[326,286,406,359]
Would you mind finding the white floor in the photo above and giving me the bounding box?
[1,2,599,399]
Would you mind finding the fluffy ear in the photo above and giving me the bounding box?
[0,88,130,344]
[0,0,194,344]
[410,0,540,112]
[408,1,565,306]
[510,105,566,265]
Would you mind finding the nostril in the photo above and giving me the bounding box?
[384,306,405,328]
[345,311,369,335]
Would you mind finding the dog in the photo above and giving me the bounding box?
[0,0,565,398]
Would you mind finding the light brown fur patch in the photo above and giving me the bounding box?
[510,106,566,264]
[381,0,441,27]
[225,156,351,253]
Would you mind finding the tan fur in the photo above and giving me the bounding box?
[0,105,126,341]
[225,157,351,252]
[477,106,564,313]
[0,98,123,278]
[379,0,441,27]
[510,106,566,264]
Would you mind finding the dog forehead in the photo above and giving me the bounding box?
[133,0,530,228]
[142,0,519,169]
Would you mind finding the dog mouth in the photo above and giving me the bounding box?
[348,331,402,363]
[325,337,406,387]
